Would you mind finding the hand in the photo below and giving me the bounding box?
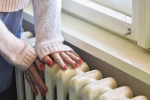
[23,58,48,97]
[43,50,83,70]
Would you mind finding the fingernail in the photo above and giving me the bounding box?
[40,64,45,70]
[74,63,79,66]
[43,89,46,93]
[33,92,37,96]
[79,59,83,63]
[41,92,45,97]
[47,60,52,66]
[64,65,68,70]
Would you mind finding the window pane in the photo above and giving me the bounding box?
[62,0,133,39]
[92,0,132,16]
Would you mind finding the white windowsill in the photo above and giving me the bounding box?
[23,4,150,85]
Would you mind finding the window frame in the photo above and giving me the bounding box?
[132,0,150,49]
[62,0,150,49]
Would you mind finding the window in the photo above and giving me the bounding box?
[93,0,132,16]
[62,0,150,49]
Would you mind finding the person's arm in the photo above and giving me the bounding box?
[0,20,48,96]
[32,0,72,60]
[32,0,83,70]
[0,20,37,70]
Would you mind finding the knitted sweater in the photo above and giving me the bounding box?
[0,0,72,70]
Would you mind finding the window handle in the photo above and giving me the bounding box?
[122,28,131,37]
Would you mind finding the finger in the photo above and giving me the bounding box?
[66,51,83,64]
[70,50,82,58]
[70,51,84,61]
[60,52,79,68]
[26,76,38,96]
[50,52,68,70]
[35,57,45,70]
[30,70,47,97]
[25,64,48,96]
[31,77,46,97]
[31,67,47,96]
[69,50,80,57]
[35,81,45,97]
[43,55,53,66]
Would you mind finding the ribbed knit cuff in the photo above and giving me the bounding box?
[36,43,73,60]
[0,0,30,12]
[16,42,37,71]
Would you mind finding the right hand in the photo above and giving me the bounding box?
[43,50,83,70]
[23,57,48,97]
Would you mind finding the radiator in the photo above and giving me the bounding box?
[15,32,148,100]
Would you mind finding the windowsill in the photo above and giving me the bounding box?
[23,4,150,85]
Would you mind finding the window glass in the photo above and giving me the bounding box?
[63,0,133,40]
[92,0,132,16]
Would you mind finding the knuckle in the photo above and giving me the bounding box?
[70,51,78,56]
[64,56,70,60]
[60,52,64,55]
[66,51,71,55]
[71,60,76,64]
[74,53,79,57]
[72,62,76,66]
[55,57,62,62]
[34,80,39,86]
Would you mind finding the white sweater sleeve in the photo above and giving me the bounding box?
[0,20,37,71]
[32,0,73,60]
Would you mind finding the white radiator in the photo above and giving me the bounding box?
[15,32,148,100]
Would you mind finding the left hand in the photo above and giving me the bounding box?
[23,58,48,97]
[42,50,83,70]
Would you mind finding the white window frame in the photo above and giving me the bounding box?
[132,0,150,49]
[62,0,150,49]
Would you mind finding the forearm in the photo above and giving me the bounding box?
[32,0,72,60]
[0,20,37,70]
